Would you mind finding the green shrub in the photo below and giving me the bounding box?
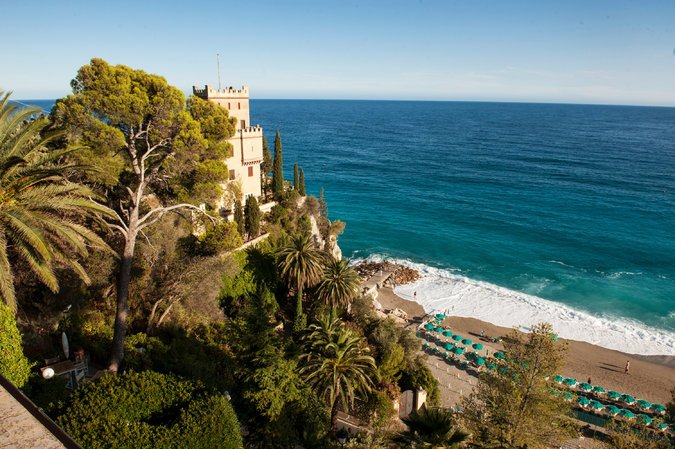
[57,371,242,449]
[67,309,113,364]
[0,302,33,387]
[197,221,243,255]
[121,327,234,390]
[355,389,396,429]
[399,361,441,407]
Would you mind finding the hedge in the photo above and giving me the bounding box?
[57,371,242,449]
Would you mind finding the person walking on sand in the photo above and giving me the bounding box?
[624,360,630,374]
[413,291,417,300]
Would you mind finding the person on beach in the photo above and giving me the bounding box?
[624,361,630,374]
[480,329,485,338]
[414,291,417,300]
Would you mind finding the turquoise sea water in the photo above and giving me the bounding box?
[23,99,675,352]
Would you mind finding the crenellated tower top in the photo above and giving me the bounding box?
[192,84,251,129]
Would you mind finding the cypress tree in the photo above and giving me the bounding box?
[245,195,261,238]
[293,163,299,190]
[272,129,284,198]
[319,187,328,217]
[299,168,306,196]
[261,135,272,198]
[234,199,245,237]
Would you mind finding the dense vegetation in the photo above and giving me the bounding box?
[56,371,242,449]
[1,60,672,449]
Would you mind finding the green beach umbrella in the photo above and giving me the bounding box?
[563,378,577,387]
[443,330,453,337]
[636,399,650,409]
[620,394,635,405]
[589,400,603,411]
[475,357,485,365]
[462,338,472,345]
[434,327,444,333]
[650,404,665,414]
[553,375,564,384]
[656,423,668,431]
[494,351,505,360]
[563,393,573,401]
[486,362,497,370]
[604,405,620,416]
[607,390,621,399]
[424,323,434,330]
[453,347,465,355]
[592,386,605,394]
[618,409,635,419]
[444,343,454,351]
[472,343,484,350]
[461,361,469,368]
[577,396,590,407]
[578,382,592,392]
[636,414,652,425]
[435,313,446,320]
[452,335,463,341]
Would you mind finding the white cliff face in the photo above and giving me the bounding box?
[308,212,342,260]
[297,195,342,260]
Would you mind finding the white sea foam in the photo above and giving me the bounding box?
[358,254,675,356]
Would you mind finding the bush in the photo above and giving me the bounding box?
[121,326,234,390]
[67,309,113,365]
[0,302,33,387]
[57,371,242,449]
[399,361,440,407]
[197,221,243,255]
[355,389,396,429]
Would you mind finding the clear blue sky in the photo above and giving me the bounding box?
[2,0,674,105]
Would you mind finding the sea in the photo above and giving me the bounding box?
[21,99,675,355]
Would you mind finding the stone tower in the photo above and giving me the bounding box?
[192,85,263,211]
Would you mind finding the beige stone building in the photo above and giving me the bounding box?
[192,85,264,212]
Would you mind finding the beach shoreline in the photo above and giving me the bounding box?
[373,284,675,405]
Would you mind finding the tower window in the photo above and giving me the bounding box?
[238,102,241,110]
[248,166,254,177]
[229,169,235,180]
[228,102,230,109]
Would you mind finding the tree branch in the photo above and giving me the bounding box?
[137,203,216,230]
[106,223,129,238]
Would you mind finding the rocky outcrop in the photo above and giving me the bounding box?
[355,262,420,285]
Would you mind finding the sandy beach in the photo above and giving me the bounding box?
[375,286,675,407]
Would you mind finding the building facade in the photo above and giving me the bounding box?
[192,85,263,211]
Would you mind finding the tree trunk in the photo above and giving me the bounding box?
[330,398,339,429]
[146,297,165,334]
[108,225,138,373]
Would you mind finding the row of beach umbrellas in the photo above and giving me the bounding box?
[571,395,669,428]
[553,375,668,415]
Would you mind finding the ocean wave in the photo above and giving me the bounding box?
[358,254,675,356]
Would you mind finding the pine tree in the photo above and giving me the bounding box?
[245,195,261,239]
[272,129,284,198]
[234,199,245,237]
[299,168,306,196]
[293,163,299,190]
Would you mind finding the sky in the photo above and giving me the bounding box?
[2,0,675,106]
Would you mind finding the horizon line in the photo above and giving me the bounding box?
[13,96,675,110]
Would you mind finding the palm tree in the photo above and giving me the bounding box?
[0,92,111,311]
[395,407,470,448]
[315,257,360,311]
[277,233,324,329]
[299,315,378,427]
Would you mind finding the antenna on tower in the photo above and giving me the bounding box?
[216,53,222,91]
